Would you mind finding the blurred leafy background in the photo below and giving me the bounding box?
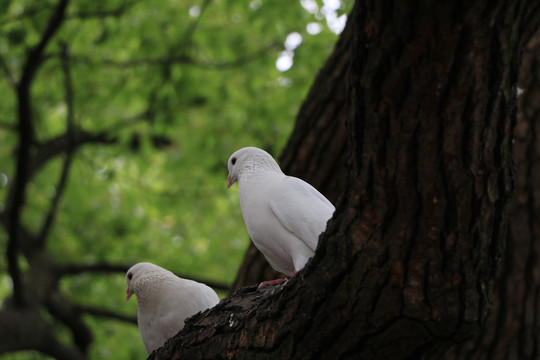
[0,0,350,358]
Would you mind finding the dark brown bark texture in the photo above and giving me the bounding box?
[152,1,540,359]
[445,28,540,360]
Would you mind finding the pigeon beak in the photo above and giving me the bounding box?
[126,288,132,302]
[227,174,233,188]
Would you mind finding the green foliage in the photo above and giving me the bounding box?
[0,0,351,358]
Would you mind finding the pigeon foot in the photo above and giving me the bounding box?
[258,278,287,288]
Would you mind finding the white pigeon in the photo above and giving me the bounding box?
[227,147,335,280]
[125,262,219,354]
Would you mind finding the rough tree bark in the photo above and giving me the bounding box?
[445,28,540,360]
[152,1,540,359]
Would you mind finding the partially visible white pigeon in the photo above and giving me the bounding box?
[126,262,219,354]
[227,147,335,282]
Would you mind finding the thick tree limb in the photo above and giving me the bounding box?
[150,0,534,358]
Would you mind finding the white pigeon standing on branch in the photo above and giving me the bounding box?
[227,147,335,286]
[125,262,219,354]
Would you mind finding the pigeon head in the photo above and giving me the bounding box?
[125,262,220,354]
[126,262,164,302]
[227,147,282,188]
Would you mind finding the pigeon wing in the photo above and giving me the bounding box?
[269,176,334,252]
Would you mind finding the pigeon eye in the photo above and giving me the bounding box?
[231,157,237,165]
[128,273,133,280]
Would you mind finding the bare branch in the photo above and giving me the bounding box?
[32,129,116,175]
[179,0,213,49]
[36,43,76,248]
[56,262,130,276]
[0,129,114,239]
[60,42,75,133]
[19,0,70,92]
[73,304,137,324]
[55,262,230,292]
[8,0,70,307]
[2,129,115,233]
[36,154,73,247]
[22,111,151,182]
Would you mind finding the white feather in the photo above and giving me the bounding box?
[228,147,335,275]
[126,262,219,354]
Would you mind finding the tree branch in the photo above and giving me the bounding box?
[56,262,131,276]
[2,130,116,243]
[55,262,230,291]
[73,304,137,324]
[179,0,213,49]
[19,0,69,91]
[36,43,75,248]
[8,0,69,307]
[1,129,112,255]
[45,292,93,353]
[60,42,75,133]
[31,129,116,176]
[36,154,73,247]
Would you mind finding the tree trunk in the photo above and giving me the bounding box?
[152,1,540,358]
[444,27,540,360]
